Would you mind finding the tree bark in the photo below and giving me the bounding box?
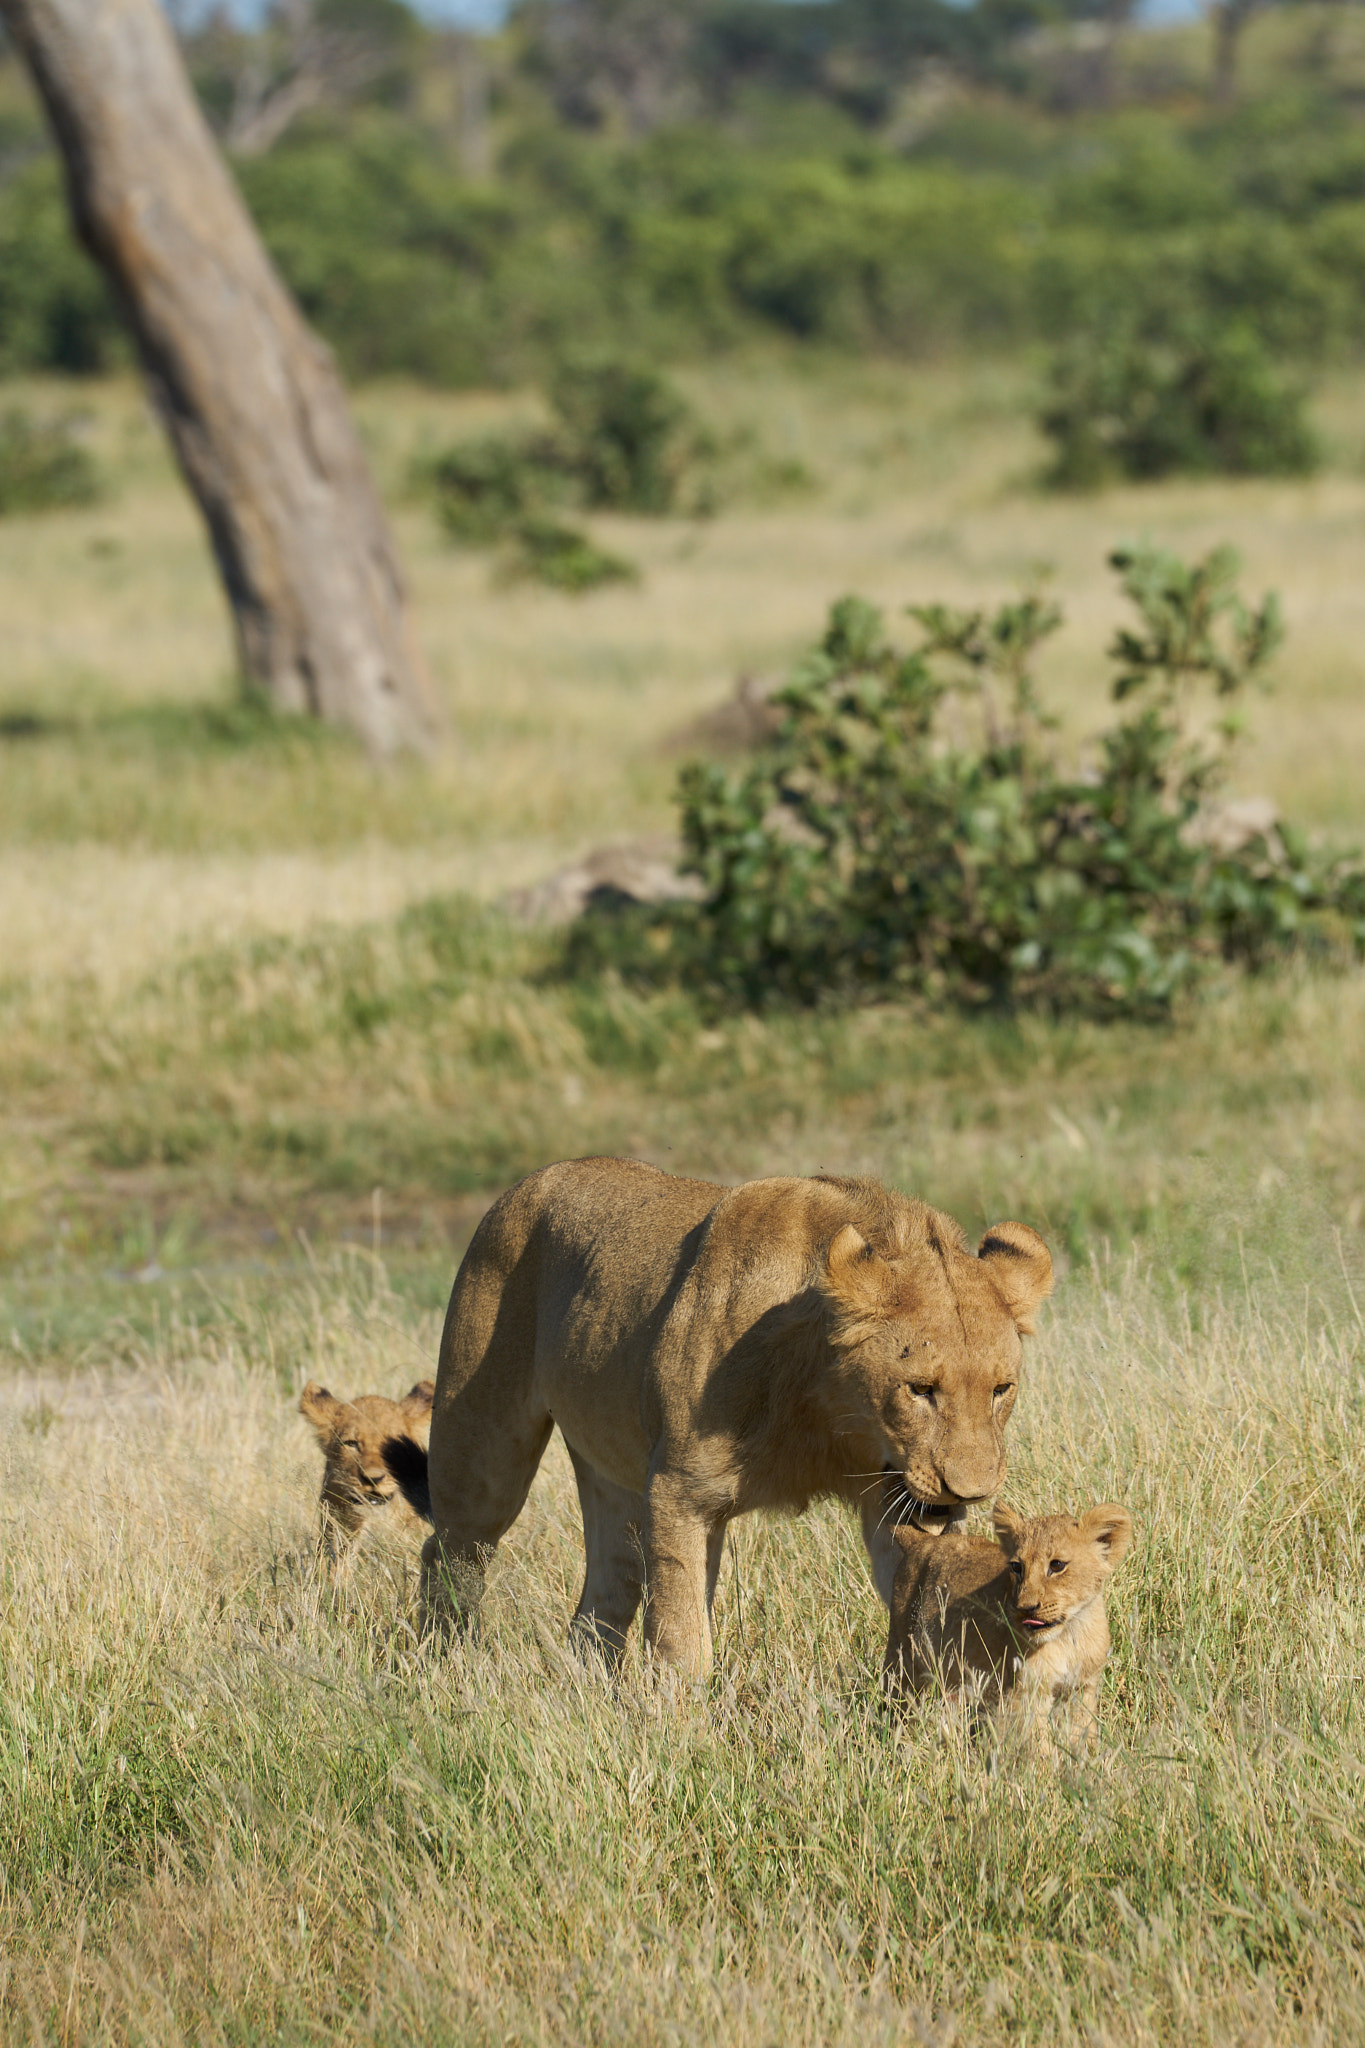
[0,0,440,759]
[1209,0,1260,107]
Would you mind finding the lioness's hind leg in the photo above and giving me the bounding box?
[568,1448,645,1664]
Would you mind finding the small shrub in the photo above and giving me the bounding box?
[424,432,562,544]
[573,545,1364,1014]
[504,516,638,593]
[1041,322,1319,489]
[0,408,102,514]
[548,356,713,514]
[419,356,715,587]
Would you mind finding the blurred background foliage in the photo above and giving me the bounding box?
[5,0,1365,391]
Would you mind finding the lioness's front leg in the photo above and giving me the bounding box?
[642,1470,719,1678]
[859,1488,902,1609]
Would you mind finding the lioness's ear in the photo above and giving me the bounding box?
[821,1221,888,1315]
[992,1503,1027,1556]
[401,1379,436,1420]
[299,1380,340,1439]
[1079,1504,1133,1572]
[978,1222,1053,1335]
[826,1222,870,1279]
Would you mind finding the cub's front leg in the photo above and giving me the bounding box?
[995,1670,1058,1756]
[642,1469,724,1679]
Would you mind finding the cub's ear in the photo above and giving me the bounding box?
[299,1381,340,1439]
[401,1379,436,1421]
[978,1222,1053,1335]
[1079,1504,1133,1572]
[992,1503,1028,1556]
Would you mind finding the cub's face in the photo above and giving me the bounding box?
[992,1503,1134,1637]
[820,1216,1052,1517]
[300,1379,434,1515]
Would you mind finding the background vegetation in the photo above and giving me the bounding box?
[6,4,1365,388]
[3,3,1365,2041]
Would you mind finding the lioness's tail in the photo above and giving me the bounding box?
[382,1435,432,1521]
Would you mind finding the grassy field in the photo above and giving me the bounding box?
[2,354,1365,2043]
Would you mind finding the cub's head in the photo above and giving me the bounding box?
[299,1378,435,1513]
[818,1206,1052,1520]
[992,1502,1133,1638]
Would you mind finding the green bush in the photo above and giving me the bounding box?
[503,515,638,592]
[548,355,712,513]
[0,407,102,514]
[1041,322,1319,489]
[0,162,125,377]
[572,545,1365,1014]
[419,356,714,585]
[424,432,562,544]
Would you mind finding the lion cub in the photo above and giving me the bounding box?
[885,1501,1134,1750]
[299,1378,435,1569]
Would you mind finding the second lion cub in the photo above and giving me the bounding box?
[885,1501,1134,1750]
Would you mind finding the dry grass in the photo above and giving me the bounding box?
[3,1256,1364,2045]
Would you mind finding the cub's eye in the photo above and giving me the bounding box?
[1047,1559,1067,1576]
[1008,1560,1024,1579]
[344,1439,363,1452]
[907,1382,937,1402]
[993,1383,1015,1401]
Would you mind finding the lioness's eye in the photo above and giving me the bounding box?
[345,1439,363,1451]
[908,1382,936,1401]
[1047,1559,1067,1576]
[993,1384,1014,1400]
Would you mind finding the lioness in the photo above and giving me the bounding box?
[299,1378,435,1568]
[885,1501,1134,1748]
[407,1157,1052,1675]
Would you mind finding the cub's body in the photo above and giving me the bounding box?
[886,1503,1133,1748]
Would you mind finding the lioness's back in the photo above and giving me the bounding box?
[440,1155,725,1365]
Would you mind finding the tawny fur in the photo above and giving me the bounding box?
[298,1378,435,1570]
[885,1501,1134,1750]
[411,1156,1052,1675]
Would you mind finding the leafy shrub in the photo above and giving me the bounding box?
[420,355,715,585]
[425,433,563,544]
[503,516,638,592]
[0,408,102,514]
[549,355,713,513]
[1041,322,1319,489]
[0,161,125,377]
[572,545,1364,1014]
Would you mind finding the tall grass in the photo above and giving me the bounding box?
[2,1254,1363,2044]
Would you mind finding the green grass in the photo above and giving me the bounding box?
[3,890,1364,1287]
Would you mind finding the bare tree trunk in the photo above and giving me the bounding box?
[1209,0,1260,106]
[0,0,439,759]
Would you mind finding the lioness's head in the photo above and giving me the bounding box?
[299,1378,435,1513]
[817,1206,1052,1519]
[992,1502,1133,1638]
